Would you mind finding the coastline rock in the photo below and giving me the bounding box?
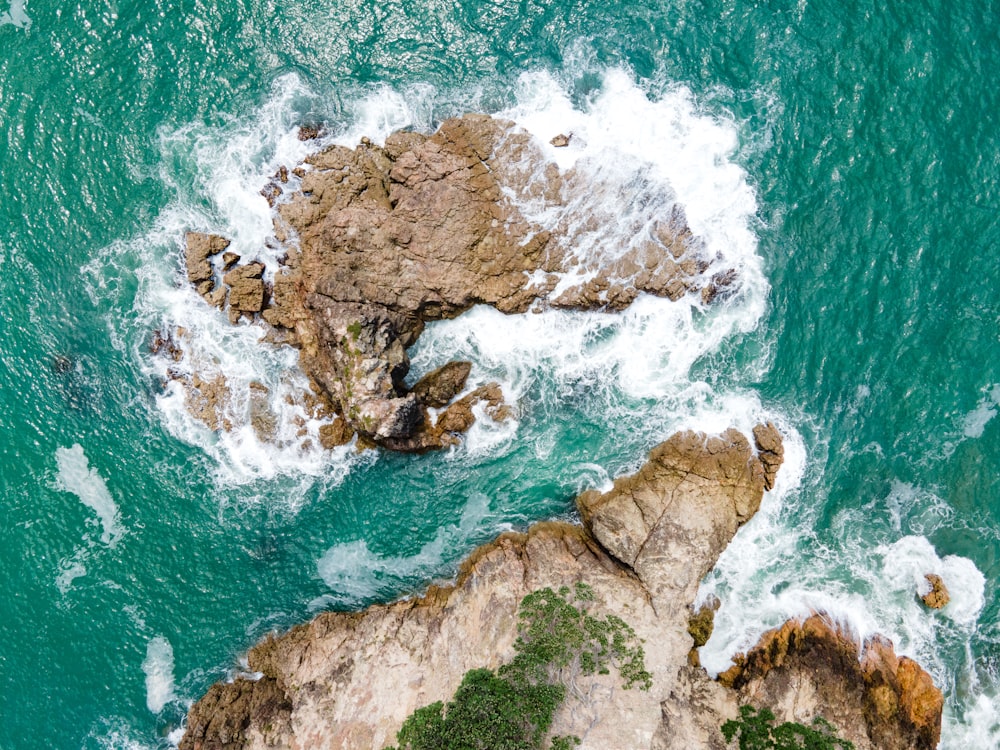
[920,573,950,609]
[409,360,472,408]
[224,262,266,321]
[688,596,721,667]
[182,677,291,750]
[183,373,232,432]
[718,615,943,750]
[752,421,785,492]
[175,115,738,451]
[177,425,940,750]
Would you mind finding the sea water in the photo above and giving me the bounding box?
[1,0,998,747]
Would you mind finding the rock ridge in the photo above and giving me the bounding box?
[179,425,943,750]
[169,114,741,452]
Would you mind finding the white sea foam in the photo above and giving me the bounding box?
[699,471,991,748]
[55,554,88,595]
[315,492,494,606]
[142,635,177,714]
[55,444,124,547]
[944,693,1000,750]
[0,0,31,29]
[962,383,1000,438]
[500,68,760,286]
[88,729,155,750]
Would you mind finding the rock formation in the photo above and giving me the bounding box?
[178,425,943,750]
[920,573,950,610]
[171,114,740,451]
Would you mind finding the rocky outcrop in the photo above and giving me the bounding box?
[718,615,943,750]
[177,426,942,750]
[172,114,738,451]
[920,573,950,609]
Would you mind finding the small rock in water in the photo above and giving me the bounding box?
[550,133,571,147]
[921,573,950,609]
[52,353,74,373]
[297,124,322,141]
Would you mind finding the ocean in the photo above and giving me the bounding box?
[1,0,998,746]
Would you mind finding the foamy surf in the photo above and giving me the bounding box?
[698,470,991,749]
[55,444,124,546]
[142,636,177,714]
[315,491,496,607]
[0,0,31,29]
[54,444,125,592]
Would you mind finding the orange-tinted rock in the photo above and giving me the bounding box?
[719,614,943,750]
[920,573,950,609]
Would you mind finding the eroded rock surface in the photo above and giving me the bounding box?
[173,115,735,451]
[920,573,950,610]
[718,615,943,750]
[178,426,940,750]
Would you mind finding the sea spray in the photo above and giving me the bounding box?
[55,444,124,547]
[142,636,177,714]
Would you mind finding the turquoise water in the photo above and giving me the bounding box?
[2,0,999,747]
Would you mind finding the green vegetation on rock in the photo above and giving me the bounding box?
[387,583,650,750]
[721,705,855,750]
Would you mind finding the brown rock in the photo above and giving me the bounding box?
[221,252,240,271]
[180,117,760,451]
[180,428,782,750]
[318,418,354,449]
[150,328,183,361]
[753,421,785,491]
[689,595,721,648]
[184,374,232,432]
[297,124,322,141]
[180,676,291,750]
[248,382,277,442]
[410,361,472,408]
[577,428,770,611]
[701,268,738,305]
[224,262,265,314]
[185,232,230,301]
[550,133,572,147]
[436,383,505,434]
[178,428,941,750]
[260,182,282,207]
[920,573,950,609]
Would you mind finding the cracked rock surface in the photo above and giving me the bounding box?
[179,426,942,750]
[176,114,736,451]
